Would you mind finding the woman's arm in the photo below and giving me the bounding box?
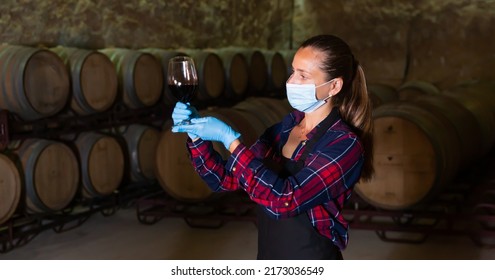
[228,131,364,218]
[186,125,278,193]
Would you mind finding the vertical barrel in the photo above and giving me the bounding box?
[51,46,118,115]
[0,45,70,120]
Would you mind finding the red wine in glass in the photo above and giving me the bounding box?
[168,84,197,103]
[168,56,198,124]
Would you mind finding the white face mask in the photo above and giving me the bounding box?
[286,80,333,113]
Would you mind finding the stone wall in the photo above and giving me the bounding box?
[0,0,292,49]
[293,0,495,89]
[1,0,493,89]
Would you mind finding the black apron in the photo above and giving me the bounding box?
[257,109,343,260]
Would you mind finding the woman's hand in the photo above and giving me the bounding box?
[172,117,241,149]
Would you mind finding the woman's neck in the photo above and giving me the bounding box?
[301,105,332,131]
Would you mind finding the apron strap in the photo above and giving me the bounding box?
[287,107,340,174]
[300,107,340,160]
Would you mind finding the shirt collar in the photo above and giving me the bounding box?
[285,107,341,139]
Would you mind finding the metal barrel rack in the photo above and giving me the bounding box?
[0,101,167,254]
[0,181,160,254]
[344,149,495,248]
[0,102,169,144]
[0,193,117,253]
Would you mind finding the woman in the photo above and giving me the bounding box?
[171,34,374,260]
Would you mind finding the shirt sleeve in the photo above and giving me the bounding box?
[186,138,239,192]
[226,132,365,218]
[186,128,277,192]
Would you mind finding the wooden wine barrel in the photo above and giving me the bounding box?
[233,98,278,126]
[121,124,160,182]
[51,46,118,115]
[398,80,440,100]
[100,48,163,108]
[214,48,249,101]
[234,97,290,128]
[75,132,125,197]
[230,108,269,140]
[367,83,399,109]
[209,109,259,147]
[232,98,292,147]
[0,153,21,224]
[279,49,296,78]
[182,50,225,101]
[16,139,79,213]
[245,50,268,95]
[155,122,228,202]
[0,45,70,120]
[263,50,288,97]
[218,99,289,149]
[410,94,483,165]
[141,48,187,106]
[258,97,293,120]
[355,102,462,210]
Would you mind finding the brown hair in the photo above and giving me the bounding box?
[300,34,374,181]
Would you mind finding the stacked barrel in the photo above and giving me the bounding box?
[356,80,495,210]
[0,44,165,223]
[0,44,296,225]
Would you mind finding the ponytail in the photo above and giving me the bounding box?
[339,63,374,181]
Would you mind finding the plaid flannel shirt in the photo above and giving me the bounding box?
[186,109,364,249]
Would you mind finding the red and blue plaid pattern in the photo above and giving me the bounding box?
[186,110,364,249]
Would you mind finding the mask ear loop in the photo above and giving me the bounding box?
[316,79,335,102]
[315,79,335,88]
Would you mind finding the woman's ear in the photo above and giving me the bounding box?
[329,77,344,96]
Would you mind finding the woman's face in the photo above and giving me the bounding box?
[288,47,331,100]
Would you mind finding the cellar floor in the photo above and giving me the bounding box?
[1,206,495,260]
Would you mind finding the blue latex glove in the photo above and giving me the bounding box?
[171,117,241,149]
[171,102,200,138]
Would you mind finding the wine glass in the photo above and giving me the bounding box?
[167,56,198,125]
